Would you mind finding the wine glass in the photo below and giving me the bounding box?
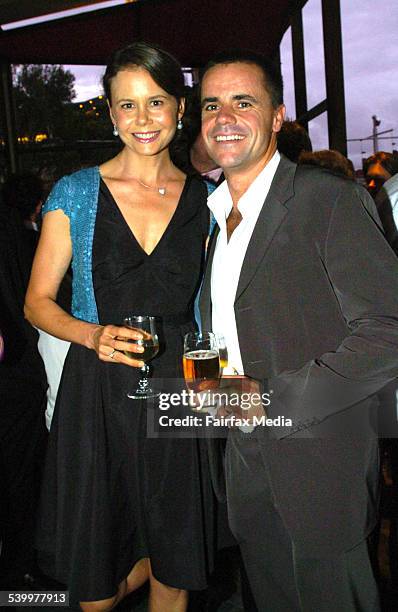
[123,315,160,399]
[183,332,220,395]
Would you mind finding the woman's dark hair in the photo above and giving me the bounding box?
[170,84,203,175]
[103,41,185,105]
[200,49,283,109]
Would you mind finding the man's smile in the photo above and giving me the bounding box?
[214,134,245,142]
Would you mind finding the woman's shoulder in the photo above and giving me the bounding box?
[43,166,100,216]
[62,166,100,188]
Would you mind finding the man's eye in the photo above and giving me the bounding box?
[237,101,251,108]
[121,103,134,110]
[204,104,218,112]
[150,100,163,107]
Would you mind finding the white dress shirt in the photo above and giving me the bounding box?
[377,173,398,228]
[208,151,280,375]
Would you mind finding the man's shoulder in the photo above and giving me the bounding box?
[291,163,365,209]
[294,163,353,191]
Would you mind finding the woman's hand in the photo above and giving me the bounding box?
[90,324,146,368]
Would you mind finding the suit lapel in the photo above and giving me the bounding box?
[199,225,219,331]
[235,155,296,301]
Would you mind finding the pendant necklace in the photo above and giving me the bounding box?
[136,177,167,196]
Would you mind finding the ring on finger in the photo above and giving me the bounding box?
[109,348,117,359]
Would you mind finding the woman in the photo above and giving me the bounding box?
[25,42,214,612]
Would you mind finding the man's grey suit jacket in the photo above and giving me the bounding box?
[200,154,398,555]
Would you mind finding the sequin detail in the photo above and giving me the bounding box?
[42,167,101,323]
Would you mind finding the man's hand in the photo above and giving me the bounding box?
[215,375,266,425]
[188,375,267,427]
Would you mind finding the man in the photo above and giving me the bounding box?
[364,151,398,199]
[199,50,398,611]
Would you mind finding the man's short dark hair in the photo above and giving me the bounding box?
[200,49,283,109]
[277,120,312,163]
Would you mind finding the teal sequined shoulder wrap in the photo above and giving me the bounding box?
[42,166,100,323]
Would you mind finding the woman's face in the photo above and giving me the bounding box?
[108,67,184,157]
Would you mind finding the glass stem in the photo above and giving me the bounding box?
[137,363,149,392]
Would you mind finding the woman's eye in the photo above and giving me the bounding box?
[150,100,163,107]
[121,103,134,110]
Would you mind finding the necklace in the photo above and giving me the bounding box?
[136,177,167,196]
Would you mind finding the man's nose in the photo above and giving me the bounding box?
[216,105,236,125]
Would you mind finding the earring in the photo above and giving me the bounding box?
[113,124,119,137]
[177,119,183,130]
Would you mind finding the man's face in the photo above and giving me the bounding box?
[201,62,285,176]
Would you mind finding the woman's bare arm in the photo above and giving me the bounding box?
[25,209,145,366]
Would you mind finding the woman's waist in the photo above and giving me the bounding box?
[98,310,193,328]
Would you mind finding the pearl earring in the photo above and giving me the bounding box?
[177,119,183,130]
[113,125,119,137]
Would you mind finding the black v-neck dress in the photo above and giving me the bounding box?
[36,177,214,602]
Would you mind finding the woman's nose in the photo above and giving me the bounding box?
[136,106,151,125]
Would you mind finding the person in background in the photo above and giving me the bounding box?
[2,172,44,256]
[364,151,398,199]
[25,42,215,612]
[0,194,47,589]
[37,311,71,431]
[373,158,398,582]
[172,84,223,186]
[375,163,398,252]
[199,49,398,612]
[2,172,44,231]
[299,149,355,180]
[276,119,312,162]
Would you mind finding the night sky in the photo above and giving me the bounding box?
[65,0,397,169]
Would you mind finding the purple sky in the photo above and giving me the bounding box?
[66,0,397,169]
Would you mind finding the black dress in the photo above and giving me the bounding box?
[36,177,215,602]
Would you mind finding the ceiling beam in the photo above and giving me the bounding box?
[0,0,113,25]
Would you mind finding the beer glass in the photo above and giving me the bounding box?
[183,331,220,393]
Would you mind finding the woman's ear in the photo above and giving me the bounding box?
[177,97,185,121]
[107,99,116,125]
